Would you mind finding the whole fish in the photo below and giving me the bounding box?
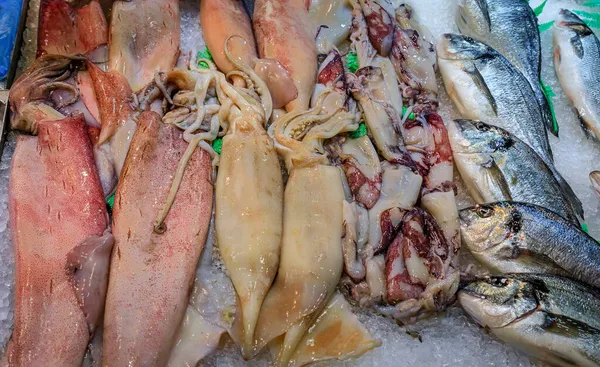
[437,34,554,167]
[456,0,556,136]
[447,119,582,224]
[459,274,600,367]
[553,9,600,142]
[460,201,600,288]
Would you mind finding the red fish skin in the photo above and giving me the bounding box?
[37,0,108,58]
[103,112,213,366]
[7,115,108,367]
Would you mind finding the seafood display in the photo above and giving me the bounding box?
[2,0,600,366]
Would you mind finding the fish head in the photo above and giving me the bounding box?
[437,37,497,119]
[555,9,592,35]
[459,275,538,329]
[447,120,513,155]
[456,0,491,38]
[459,202,521,253]
[436,34,491,61]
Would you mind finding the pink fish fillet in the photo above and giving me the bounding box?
[102,112,213,366]
[7,115,108,366]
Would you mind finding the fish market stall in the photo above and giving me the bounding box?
[0,0,599,366]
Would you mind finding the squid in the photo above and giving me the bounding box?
[8,55,119,198]
[109,0,180,91]
[37,0,108,63]
[252,54,377,365]
[7,115,110,366]
[253,0,318,112]
[339,0,460,321]
[102,109,213,366]
[200,0,297,109]
[211,56,284,358]
[282,292,381,367]
[402,113,460,251]
[308,0,353,54]
[390,4,438,113]
[167,219,237,366]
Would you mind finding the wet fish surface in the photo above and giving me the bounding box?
[456,0,556,135]
[447,119,583,224]
[553,9,600,141]
[460,273,600,367]
[437,34,554,168]
[460,201,600,288]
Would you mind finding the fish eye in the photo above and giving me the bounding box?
[475,205,493,218]
[474,122,489,131]
[488,276,509,287]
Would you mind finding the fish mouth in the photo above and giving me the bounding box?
[556,9,586,28]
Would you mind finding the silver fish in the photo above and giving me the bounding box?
[456,0,557,136]
[447,119,583,223]
[554,9,600,141]
[437,34,554,167]
[459,274,600,367]
[460,201,600,288]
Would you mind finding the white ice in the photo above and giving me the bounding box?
[0,0,597,365]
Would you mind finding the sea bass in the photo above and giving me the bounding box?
[447,119,582,223]
[553,9,600,142]
[460,201,600,288]
[456,0,556,135]
[437,34,554,167]
[460,274,600,367]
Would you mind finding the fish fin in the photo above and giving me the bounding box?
[480,156,513,200]
[474,0,491,31]
[65,229,114,335]
[569,34,586,59]
[547,161,584,221]
[540,81,559,137]
[463,63,498,116]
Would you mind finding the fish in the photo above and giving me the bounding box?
[553,9,600,142]
[447,119,583,224]
[459,274,600,367]
[460,201,600,288]
[456,0,556,136]
[437,33,554,168]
